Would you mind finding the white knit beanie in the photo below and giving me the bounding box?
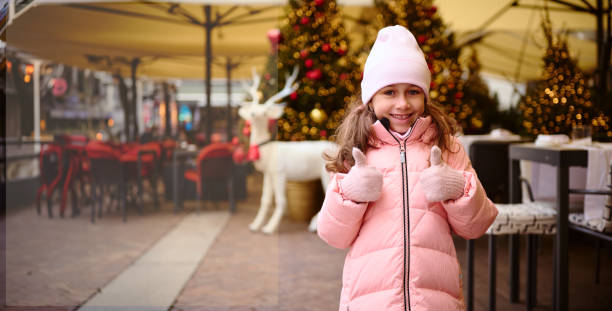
[361,25,431,105]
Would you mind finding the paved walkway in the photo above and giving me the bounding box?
[5,201,187,308]
[78,212,230,311]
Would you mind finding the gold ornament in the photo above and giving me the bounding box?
[310,108,327,123]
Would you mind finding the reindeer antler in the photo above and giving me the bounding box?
[241,67,261,105]
[263,66,299,106]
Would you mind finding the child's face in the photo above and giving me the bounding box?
[370,83,425,134]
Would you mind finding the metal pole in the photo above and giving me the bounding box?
[204,5,213,145]
[33,60,41,153]
[596,0,604,107]
[604,0,611,97]
[136,79,144,136]
[130,58,140,141]
[226,58,232,141]
[163,83,171,137]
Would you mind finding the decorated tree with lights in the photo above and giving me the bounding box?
[264,0,361,141]
[518,14,609,137]
[372,0,487,133]
[463,47,501,133]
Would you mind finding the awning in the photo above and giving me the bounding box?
[4,0,608,82]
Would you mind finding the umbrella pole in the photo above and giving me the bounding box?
[594,0,610,109]
[163,82,171,137]
[33,60,41,152]
[603,0,610,98]
[226,59,232,141]
[203,5,212,145]
[130,58,140,141]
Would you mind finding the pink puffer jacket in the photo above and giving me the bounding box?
[317,117,498,311]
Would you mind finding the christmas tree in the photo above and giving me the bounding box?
[463,47,501,134]
[371,0,488,133]
[518,13,609,137]
[264,0,362,141]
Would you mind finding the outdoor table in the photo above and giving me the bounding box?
[172,148,198,212]
[509,143,588,311]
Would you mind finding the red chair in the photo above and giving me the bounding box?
[183,143,236,212]
[161,139,176,164]
[119,142,162,213]
[35,134,89,218]
[36,143,64,218]
[58,135,89,217]
[86,141,124,223]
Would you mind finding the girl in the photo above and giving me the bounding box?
[317,25,498,311]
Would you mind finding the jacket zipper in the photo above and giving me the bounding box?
[385,118,420,311]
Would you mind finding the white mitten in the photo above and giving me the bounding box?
[419,145,465,202]
[339,148,383,203]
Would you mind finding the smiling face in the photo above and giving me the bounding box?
[369,83,426,134]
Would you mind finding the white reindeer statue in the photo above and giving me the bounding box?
[239,66,335,234]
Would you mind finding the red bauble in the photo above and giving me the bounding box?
[427,7,438,17]
[337,48,346,56]
[314,0,325,6]
[339,73,348,81]
[247,145,260,162]
[417,35,427,45]
[305,59,314,68]
[322,43,331,52]
[264,73,271,80]
[266,28,282,55]
[232,147,246,164]
[242,121,251,136]
[320,130,327,137]
[300,17,310,25]
[454,91,464,99]
[306,69,322,80]
[231,136,240,145]
[293,25,300,32]
[290,91,298,100]
[300,49,309,59]
[266,28,281,44]
[430,81,436,89]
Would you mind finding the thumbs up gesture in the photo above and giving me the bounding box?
[419,145,466,203]
[339,147,383,203]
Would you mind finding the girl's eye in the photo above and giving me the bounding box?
[409,89,421,95]
[383,89,395,96]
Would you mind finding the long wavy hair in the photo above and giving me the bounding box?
[324,96,459,173]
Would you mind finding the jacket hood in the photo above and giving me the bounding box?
[371,115,438,146]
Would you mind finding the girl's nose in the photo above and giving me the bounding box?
[395,94,412,109]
